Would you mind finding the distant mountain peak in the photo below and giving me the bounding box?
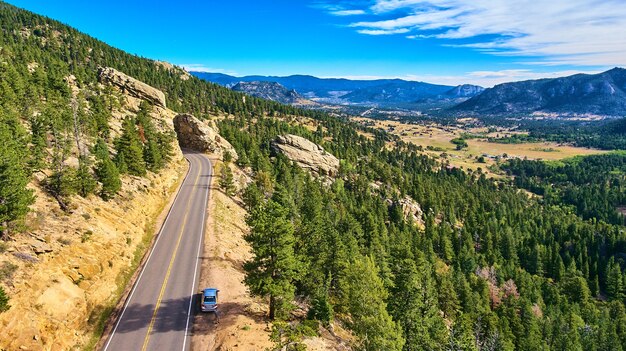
[191,71,484,108]
[453,68,626,116]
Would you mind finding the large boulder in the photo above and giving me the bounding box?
[98,66,167,109]
[271,134,339,176]
[173,114,237,159]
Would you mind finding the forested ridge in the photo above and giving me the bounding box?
[503,153,626,226]
[1,2,626,350]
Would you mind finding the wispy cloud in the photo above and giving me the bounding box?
[325,0,626,67]
[357,28,410,35]
[330,9,366,16]
[178,64,238,75]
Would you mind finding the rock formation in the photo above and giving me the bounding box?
[173,114,237,159]
[98,66,167,109]
[393,196,424,227]
[271,134,339,176]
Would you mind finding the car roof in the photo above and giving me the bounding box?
[203,288,218,296]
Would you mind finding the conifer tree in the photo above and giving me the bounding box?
[0,119,34,237]
[607,259,624,300]
[93,139,121,200]
[0,286,9,313]
[143,138,163,172]
[75,156,97,197]
[219,164,236,196]
[96,157,122,200]
[28,115,48,172]
[339,256,404,351]
[390,257,447,350]
[114,117,146,176]
[92,138,110,160]
[244,198,297,320]
[237,150,250,168]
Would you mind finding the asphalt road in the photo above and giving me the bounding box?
[103,151,212,351]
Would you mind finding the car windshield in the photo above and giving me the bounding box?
[203,296,216,304]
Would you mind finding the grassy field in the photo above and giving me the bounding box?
[354,118,607,177]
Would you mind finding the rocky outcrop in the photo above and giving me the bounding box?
[98,66,167,109]
[173,114,237,159]
[271,134,339,176]
[391,196,424,227]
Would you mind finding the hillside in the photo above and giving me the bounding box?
[192,71,483,108]
[1,2,626,351]
[231,81,308,105]
[454,68,626,116]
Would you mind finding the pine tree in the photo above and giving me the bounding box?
[223,150,233,163]
[244,199,297,320]
[75,156,97,197]
[0,119,34,237]
[28,115,48,172]
[339,256,405,351]
[96,157,122,200]
[94,140,121,200]
[237,150,250,168]
[390,257,447,351]
[143,138,163,172]
[114,117,146,176]
[219,164,236,196]
[607,259,624,300]
[0,286,9,312]
[92,138,110,160]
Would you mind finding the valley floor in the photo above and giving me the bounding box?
[355,117,607,176]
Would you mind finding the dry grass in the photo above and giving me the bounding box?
[354,118,607,176]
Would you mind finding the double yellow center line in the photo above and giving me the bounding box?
[141,155,202,351]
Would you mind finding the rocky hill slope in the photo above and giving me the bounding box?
[231,81,307,105]
[0,63,187,349]
[454,68,626,116]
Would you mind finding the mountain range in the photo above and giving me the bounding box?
[194,69,626,117]
[191,72,484,108]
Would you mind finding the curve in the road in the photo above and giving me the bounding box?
[102,151,212,351]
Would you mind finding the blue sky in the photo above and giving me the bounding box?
[7,0,625,86]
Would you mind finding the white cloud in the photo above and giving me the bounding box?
[357,28,411,35]
[178,64,238,75]
[330,9,366,16]
[340,0,626,67]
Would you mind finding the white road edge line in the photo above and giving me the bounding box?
[182,155,211,351]
[103,155,193,351]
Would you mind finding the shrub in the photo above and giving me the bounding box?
[0,287,10,312]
